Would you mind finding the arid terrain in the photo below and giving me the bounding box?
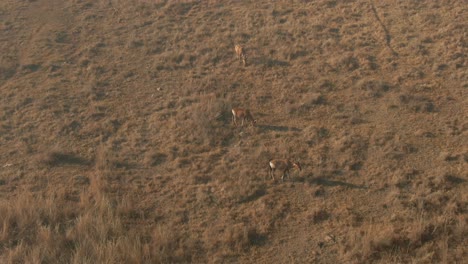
[0,0,466,263]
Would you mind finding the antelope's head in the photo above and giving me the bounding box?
[293,162,302,171]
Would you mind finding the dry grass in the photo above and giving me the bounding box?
[0,0,467,263]
[0,190,145,263]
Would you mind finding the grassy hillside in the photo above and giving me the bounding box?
[0,0,466,263]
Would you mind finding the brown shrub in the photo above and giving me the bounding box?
[0,190,147,264]
[357,79,391,98]
[148,225,194,263]
[310,209,330,224]
[143,151,168,167]
[185,95,232,147]
[222,224,265,253]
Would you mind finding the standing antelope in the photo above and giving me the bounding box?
[232,108,257,126]
[268,159,302,181]
[235,44,247,66]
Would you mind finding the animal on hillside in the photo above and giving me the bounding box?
[268,159,302,181]
[234,44,247,66]
[231,108,256,126]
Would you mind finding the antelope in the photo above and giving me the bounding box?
[268,159,302,181]
[231,108,257,126]
[234,44,247,66]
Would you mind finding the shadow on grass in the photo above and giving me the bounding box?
[444,175,466,185]
[251,57,290,67]
[309,177,368,189]
[239,187,267,204]
[258,125,301,132]
[249,231,267,247]
[39,152,91,167]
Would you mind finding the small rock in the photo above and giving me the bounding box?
[414,129,425,137]
[324,234,336,243]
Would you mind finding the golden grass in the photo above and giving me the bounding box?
[0,0,466,263]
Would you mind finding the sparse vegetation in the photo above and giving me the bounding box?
[0,0,466,263]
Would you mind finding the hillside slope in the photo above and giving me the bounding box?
[0,0,466,263]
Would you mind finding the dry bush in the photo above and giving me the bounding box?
[1,140,172,264]
[343,225,410,262]
[287,92,326,115]
[342,206,468,263]
[0,190,146,264]
[143,151,168,167]
[85,144,117,198]
[434,173,465,190]
[325,52,358,72]
[148,225,188,263]
[356,53,379,71]
[94,144,118,175]
[398,94,436,113]
[67,197,145,264]
[357,78,392,98]
[310,208,331,224]
[203,222,265,260]
[223,224,264,252]
[185,95,232,147]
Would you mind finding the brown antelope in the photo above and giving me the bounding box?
[231,108,256,126]
[268,159,302,181]
[234,44,247,66]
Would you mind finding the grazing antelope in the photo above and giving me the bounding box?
[268,159,302,181]
[232,108,257,126]
[234,44,247,66]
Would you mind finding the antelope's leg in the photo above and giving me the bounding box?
[282,169,289,182]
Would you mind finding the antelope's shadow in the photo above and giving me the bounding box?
[258,125,301,132]
[250,57,290,67]
[309,177,368,189]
